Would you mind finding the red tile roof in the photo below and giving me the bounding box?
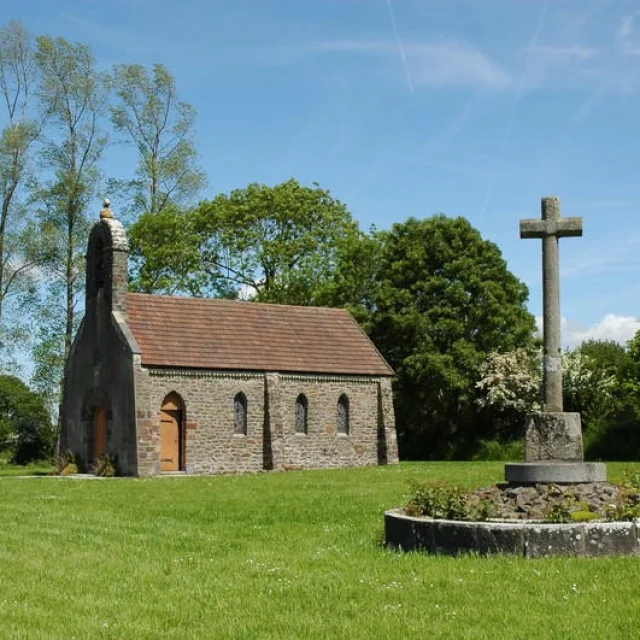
[126,293,393,376]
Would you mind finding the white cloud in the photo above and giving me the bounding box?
[537,314,640,347]
[568,314,640,345]
[312,40,510,89]
[616,14,640,55]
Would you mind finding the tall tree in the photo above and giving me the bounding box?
[110,63,205,218]
[368,215,536,459]
[0,22,43,340]
[129,179,363,304]
[30,35,108,398]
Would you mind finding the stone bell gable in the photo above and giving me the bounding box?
[85,207,130,317]
[61,201,140,475]
[60,201,398,476]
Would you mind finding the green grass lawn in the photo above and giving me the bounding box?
[0,459,55,477]
[1,461,639,639]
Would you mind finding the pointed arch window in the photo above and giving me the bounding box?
[234,393,248,435]
[295,394,308,434]
[337,394,349,434]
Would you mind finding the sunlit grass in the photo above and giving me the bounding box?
[0,458,55,476]
[1,461,639,638]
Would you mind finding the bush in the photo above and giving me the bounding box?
[472,439,524,461]
[606,470,640,522]
[91,454,117,477]
[56,451,79,475]
[405,481,494,521]
[584,415,640,461]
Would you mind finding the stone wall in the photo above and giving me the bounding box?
[267,373,397,471]
[134,368,266,475]
[133,367,398,475]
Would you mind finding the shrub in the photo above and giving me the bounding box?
[56,451,79,476]
[472,439,524,461]
[544,502,572,524]
[605,498,640,522]
[60,463,79,476]
[405,481,494,521]
[91,454,117,477]
[606,470,640,522]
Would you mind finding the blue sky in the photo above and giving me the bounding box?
[8,0,640,344]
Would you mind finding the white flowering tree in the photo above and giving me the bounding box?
[476,347,616,427]
[562,349,616,420]
[476,348,541,414]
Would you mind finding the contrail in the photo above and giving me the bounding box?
[386,0,414,95]
[479,0,548,222]
[541,1,610,187]
[539,84,605,188]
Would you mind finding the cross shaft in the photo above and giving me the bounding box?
[520,197,582,412]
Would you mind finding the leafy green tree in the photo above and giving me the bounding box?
[0,374,54,463]
[110,63,205,219]
[128,204,206,296]
[130,179,363,304]
[579,339,630,378]
[0,22,45,340]
[580,334,640,460]
[368,215,536,459]
[29,35,108,398]
[314,227,382,324]
[563,339,633,430]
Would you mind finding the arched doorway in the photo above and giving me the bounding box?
[160,393,184,472]
[93,406,107,459]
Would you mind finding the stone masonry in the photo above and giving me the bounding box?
[133,367,397,476]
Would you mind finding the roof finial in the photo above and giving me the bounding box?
[100,198,114,219]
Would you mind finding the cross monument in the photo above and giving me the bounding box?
[519,196,582,412]
[505,196,606,484]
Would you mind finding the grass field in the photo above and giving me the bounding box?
[0,459,54,477]
[1,461,639,639]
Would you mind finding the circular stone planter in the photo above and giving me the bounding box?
[385,509,640,558]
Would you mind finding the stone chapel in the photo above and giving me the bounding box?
[60,202,399,476]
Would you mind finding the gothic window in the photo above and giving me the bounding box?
[337,394,349,434]
[295,394,308,434]
[234,393,247,435]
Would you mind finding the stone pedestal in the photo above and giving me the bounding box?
[504,412,607,484]
[505,461,607,484]
[525,412,583,461]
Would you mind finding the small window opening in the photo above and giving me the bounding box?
[234,393,248,435]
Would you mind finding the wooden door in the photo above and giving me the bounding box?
[160,409,180,471]
[94,406,107,459]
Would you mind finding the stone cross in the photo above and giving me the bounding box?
[520,197,582,413]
